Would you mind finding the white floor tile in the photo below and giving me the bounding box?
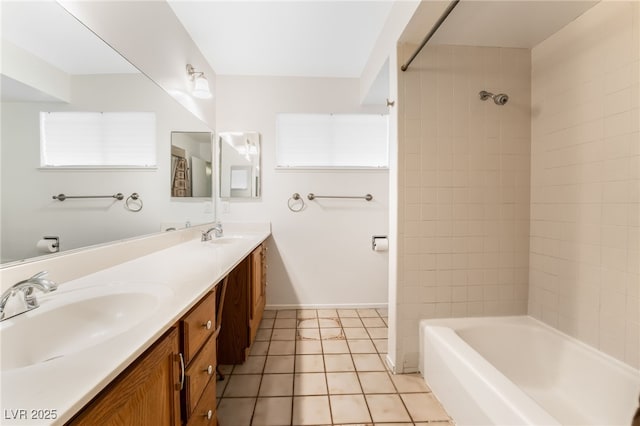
[292,396,332,425]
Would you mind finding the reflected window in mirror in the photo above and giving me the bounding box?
[40,111,156,168]
[170,132,213,198]
[219,132,261,199]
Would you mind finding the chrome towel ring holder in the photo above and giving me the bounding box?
[287,193,304,212]
[125,193,143,212]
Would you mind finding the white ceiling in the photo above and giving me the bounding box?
[1,0,601,99]
[404,1,599,48]
[168,1,394,78]
[1,0,138,75]
[168,0,600,89]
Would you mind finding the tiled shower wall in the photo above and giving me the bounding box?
[529,1,640,369]
[396,44,531,372]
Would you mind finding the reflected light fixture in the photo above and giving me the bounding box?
[186,64,212,99]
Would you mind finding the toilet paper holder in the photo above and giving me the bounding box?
[43,236,60,252]
[371,235,388,251]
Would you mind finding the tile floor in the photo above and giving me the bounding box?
[216,308,453,426]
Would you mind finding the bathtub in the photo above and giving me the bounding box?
[419,316,640,426]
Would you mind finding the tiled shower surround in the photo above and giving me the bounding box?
[396,43,532,372]
[216,309,453,425]
[529,1,640,368]
[395,0,639,372]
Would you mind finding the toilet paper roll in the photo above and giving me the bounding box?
[36,239,58,253]
[373,238,388,252]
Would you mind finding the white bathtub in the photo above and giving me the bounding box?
[419,316,640,426]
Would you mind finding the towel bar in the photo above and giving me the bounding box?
[52,193,124,201]
[307,193,373,201]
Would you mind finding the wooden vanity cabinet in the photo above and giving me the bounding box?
[67,327,181,426]
[180,290,217,426]
[218,243,266,364]
[67,291,219,426]
[67,244,267,425]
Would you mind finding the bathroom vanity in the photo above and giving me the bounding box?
[0,224,270,426]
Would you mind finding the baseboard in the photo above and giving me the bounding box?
[385,354,396,374]
[265,302,388,310]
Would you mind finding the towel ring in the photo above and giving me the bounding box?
[287,193,304,212]
[125,193,143,212]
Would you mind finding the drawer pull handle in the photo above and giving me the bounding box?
[203,320,212,330]
[206,409,213,420]
[206,365,213,375]
[178,353,185,391]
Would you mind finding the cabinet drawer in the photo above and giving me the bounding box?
[185,335,216,414]
[182,291,216,364]
[186,377,217,426]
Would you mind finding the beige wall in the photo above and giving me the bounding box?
[396,44,531,372]
[529,1,640,369]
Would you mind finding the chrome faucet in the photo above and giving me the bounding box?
[201,222,224,241]
[0,271,58,321]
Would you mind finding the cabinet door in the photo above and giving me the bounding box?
[69,327,181,426]
[249,244,266,344]
[217,256,250,364]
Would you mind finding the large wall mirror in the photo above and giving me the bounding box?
[219,132,261,199]
[171,132,213,198]
[0,1,214,265]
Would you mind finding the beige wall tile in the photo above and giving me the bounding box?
[530,0,640,368]
[396,0,638,373]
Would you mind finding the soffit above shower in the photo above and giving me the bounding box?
[167,1,394,77]
[402,0,599,49]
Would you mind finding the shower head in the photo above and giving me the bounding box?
[479,90,509,105]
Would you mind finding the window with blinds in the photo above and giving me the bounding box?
[276,113,389,169]
[40,112,156,167]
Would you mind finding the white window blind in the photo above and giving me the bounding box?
[40,112,156,167]
[276,113,388,168]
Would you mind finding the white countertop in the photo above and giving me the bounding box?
[0,224,271,425]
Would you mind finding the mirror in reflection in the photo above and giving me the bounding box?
[219,132,261,199]
[171,132,213,198]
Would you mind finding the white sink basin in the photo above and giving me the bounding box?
[0,283,173,371]
[208,235,245,245]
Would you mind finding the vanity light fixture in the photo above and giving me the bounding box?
[186,64,212,99]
